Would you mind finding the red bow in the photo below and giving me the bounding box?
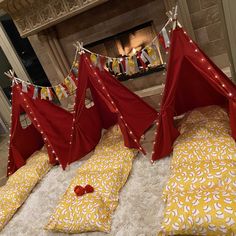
[74,184,94,196]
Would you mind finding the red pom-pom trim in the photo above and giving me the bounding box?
[85,184,94,193]
[74,185,85,196]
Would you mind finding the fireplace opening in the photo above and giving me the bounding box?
[86,21,165,81]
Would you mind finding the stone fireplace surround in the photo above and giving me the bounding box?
[0,0,193,109]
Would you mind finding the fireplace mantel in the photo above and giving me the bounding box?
[0,0,108,37]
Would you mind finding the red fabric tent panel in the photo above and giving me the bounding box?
[175,58,227,114]
[8,83,105,174]
[69,54,158,164]
[8,84,73,174]
[152,28,236,161]
[9,116,44,173]
[68,104,102,165]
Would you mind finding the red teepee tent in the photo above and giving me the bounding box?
[7,84,73,175]
[8,54,157,174]
[152,27,236,162]
[68,53,158,164]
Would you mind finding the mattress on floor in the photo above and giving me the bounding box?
[159,105,236,236]
[0,147,52,231]
[45,124,137,234]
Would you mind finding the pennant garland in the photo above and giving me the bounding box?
[47,87,53,101]
[21,82,28,93]
[32,87,39,100]
[17,70,78,102]
[159,27,170,50]
[40,87,47,100]
[112,58,120,74]
[90,53,98,66]
[79,19,172,77]
[14,18,173,102]
[146,45,160,66]
[64,75,77,93]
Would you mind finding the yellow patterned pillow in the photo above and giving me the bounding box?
[79,125,135,186]
[159,190,236,236]
[26,149,51,177]
[45,186,111,233]
[70,170,123,211]
[182,105,228,125]
[46,125,135,234]
[94,124,136,156]
[0,199,18,230]
[163,159,236,199]
[78,155,133,186]
[179,120,230,138]
[0,148,51,231]
[172,136,236,168]
[7,165,39,187]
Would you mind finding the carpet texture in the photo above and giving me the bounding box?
[1,129,171,236]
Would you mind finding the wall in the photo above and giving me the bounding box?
[220,0,236,81]
[186,0,230,69]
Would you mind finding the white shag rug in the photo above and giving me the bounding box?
[1,131,171,236]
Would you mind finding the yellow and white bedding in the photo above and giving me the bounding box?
[0,148,52,231]
[159,105,236,236]
[45,125,136,233]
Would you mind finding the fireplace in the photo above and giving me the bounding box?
[86,21,164,80]
[87,22,158,57]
